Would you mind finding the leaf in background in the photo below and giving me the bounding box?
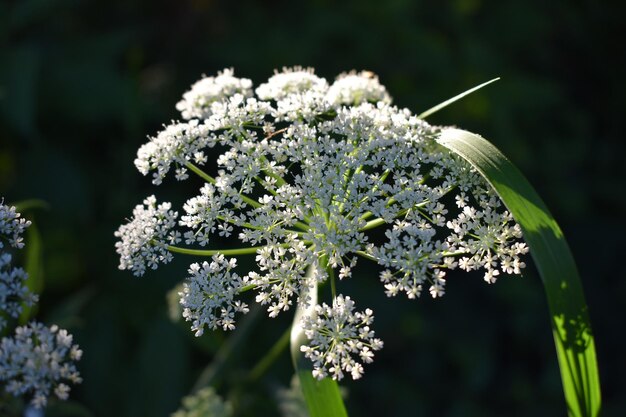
[290,269,348,417]
[13,200,49,324]
[18,221,43,324]
[437,128,601,417]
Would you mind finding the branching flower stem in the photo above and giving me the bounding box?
[167,242,308,256]
[185,162,262,209]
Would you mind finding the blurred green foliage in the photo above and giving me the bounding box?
[1,0,624,416]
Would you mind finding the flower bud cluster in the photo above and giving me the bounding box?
[116,68,528,381]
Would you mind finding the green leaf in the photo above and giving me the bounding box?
[290,268,348,417]
[437,128,601,417]
[18,221,44,324]
[13,201,49,324]
[418,77,500,119]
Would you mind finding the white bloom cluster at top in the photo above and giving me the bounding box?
[115,68,529,381]
[326,71,392,106]
[0,201,82,407]
[176,68,253,120]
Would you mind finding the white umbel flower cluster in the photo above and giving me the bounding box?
[176,68,253,120]
[116,67,529,381]
[0,201,82,408]
[114,195,180,276]
[0,323,83,408]
[300,295,383,381]
[135,120,214,185]
[326,71,391,106]
[179,254,249,335]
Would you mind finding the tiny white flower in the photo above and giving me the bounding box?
[300,295,383,381]
[114,195,179,276]
[256,67,328,101]
[176,68,253,120]
[179,254,249,335]
[326,70,391,106]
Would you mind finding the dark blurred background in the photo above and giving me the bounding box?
[1,0,624,416]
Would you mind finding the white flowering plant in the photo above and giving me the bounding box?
[0,201,83,412]
[116,68,600,416]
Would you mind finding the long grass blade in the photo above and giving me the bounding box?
[418,78,500,119]
[290,268,348,417]
[437,128,601,417]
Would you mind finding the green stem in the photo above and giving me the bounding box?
[441,250,468,257]
[359,217,388,232]
[168,244,273,256]
[327,263,337,299]
[185,162,263,209]
[239,284,257,293]
[290,266,348,417]
[186,162,311,232]
[191,304,262,392]
[168,241,314,257]
[247,326,291,382]
[255,176,278,196]
[185,161,216,184]
[355,250,376,262]
[260,156,288,188]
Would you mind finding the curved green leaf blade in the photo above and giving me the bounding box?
[19,220,43,324]
[418,77,500,119]
[290,268,348,417]
[12,200,49,324]
[437,128,601,417]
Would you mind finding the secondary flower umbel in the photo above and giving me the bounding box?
[0,201,83,407]
[115,67,528,381]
